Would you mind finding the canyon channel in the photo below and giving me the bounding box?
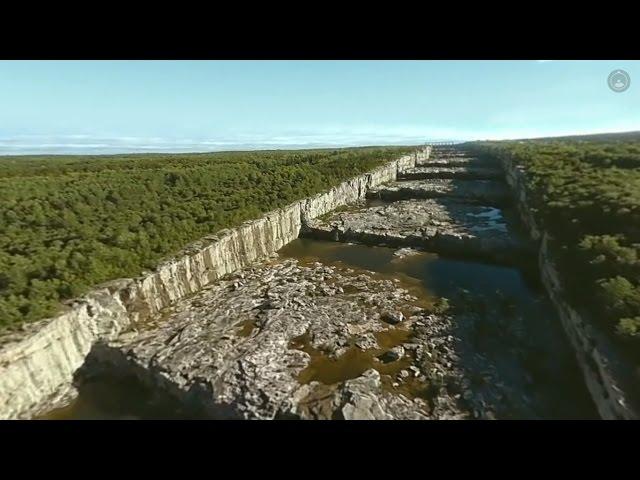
[39,146,597,420]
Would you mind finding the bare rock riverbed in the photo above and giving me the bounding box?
[77,257,471,419]
[399,165,504,181]
[304,198,528,262]
[367,179,511,205]
[67,246,596,420]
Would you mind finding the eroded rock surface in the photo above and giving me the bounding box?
[76,256,517,420]
[80,257,472,419]
[399,166,504,181]
[367,179,510,204]
[305,199,523,260]
[416,157,498,168]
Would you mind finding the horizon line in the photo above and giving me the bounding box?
[1,129,639,157]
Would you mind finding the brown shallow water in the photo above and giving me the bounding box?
[290,327,414,385]
[40,238,598,420]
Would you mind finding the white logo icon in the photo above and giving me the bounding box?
[608,70,631,93]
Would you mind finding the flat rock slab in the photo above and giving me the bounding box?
[416,157,500,168]
[367,179,510,204]
[399,166,504,181]
[80,258,475,420]
[305,199,522,260]
[428,151,467,157]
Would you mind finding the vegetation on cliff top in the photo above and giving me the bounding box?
[0,146,414,329]
[467,133,640,351]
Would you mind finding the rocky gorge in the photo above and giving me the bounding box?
[0,144,615,420]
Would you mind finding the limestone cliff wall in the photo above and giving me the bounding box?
[501,155,543,241]
[501,154,638,420]
[0,148,428,419]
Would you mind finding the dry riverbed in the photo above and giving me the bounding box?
[44,239,597,420]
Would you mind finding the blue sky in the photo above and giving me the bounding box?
[0,60,638,154]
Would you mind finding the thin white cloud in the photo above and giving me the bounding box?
[2,123,640,155]
[0,127,470,155]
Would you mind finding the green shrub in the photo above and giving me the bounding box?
[617,317,640,339]
[432,297,451,314]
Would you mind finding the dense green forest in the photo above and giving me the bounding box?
[0,146,414,329]
[467,133,640,351]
